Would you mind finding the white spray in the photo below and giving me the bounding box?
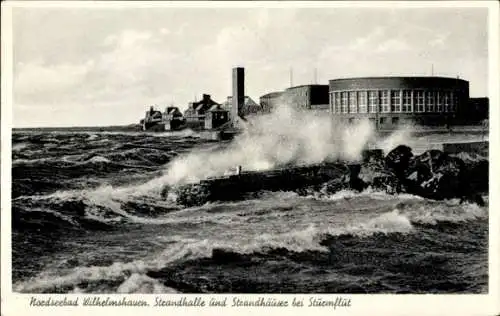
[162,102,382,185]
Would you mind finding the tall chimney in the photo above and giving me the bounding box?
[232,67,245,123]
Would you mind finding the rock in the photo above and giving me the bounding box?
[211,248,249,264]
[320,176,351,195]
[359,154,385,183]
[453,152,489,194]
[347,164,368,191]
[404,149,474,201]
[372,173,403,194]
[317,164,366,195]
[295,186,319,197]
[160,185,171,199]
[362,149,384,164]
[175,183,211,207]
[421,157,463,199]
[358,151,401,193]
[385,145,413,178]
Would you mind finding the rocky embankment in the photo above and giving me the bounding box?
[163,145,488,207]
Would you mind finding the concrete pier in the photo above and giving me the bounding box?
[442,141,488,156]
[411,141,488,156]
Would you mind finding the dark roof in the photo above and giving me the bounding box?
[286,84,328,90]
[260,91,283,98]
[329,76,468,83]
[329,76,469,91]
[208,104,228,112]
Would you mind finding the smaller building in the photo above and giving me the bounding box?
[164,106,185,131]
[142,106,163,130]
[204,104,230,130]
[164,106,183,119]
[184,94,221,122]
[141,105,186,131]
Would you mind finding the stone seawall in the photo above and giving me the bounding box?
[163,142,488,207]
[442,141,488,156]
[403,141,488,156]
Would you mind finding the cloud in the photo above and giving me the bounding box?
[159,28,170,35]
[14,27,182,126]
[103,30,153,48]
[14,61,92,101]
[349,26,386,50]
[322,26,411,55]
[374,38,411,53]
[12,7,488,127]
[428,32,450,48]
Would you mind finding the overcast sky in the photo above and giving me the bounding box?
[11,5,488,127]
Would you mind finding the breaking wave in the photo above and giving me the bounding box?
[11,124,489,294]
[13,188,487,294]
[160,105,420,185]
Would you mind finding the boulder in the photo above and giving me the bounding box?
[359,151,401,194]
[320,175,351,195]
[359,152,386,184]
[347,164,368,191]
[175,183,211,207]
[211,248,249,264]
[452,152,489,194]
[417,155,463,200]
[385,145,413,179]
[372,173,403,194]
[361,149,384,164]
[404,149,484,202]
[318,164,367,195]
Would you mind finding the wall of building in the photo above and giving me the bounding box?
[259,91,283,113]
[311,104,329,111]
[184,95,221,123]
[223,96,263,117]
[462,97,489,124]
[309,85,330,106]
[205,110,229,130]
[328,77,470,129]
[281,86,310,110]
[280,85,329,110]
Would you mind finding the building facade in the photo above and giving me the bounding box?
[184,94,220,122]
[259,91,283,113]
[282,84,330,110]
[328,77,470,129]
[164,106,184,130]
[222,96,262,117]
[464,97,489,124]
[204,104,230,130]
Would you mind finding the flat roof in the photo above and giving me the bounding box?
[286,84,329,90]
[329,76,468,83]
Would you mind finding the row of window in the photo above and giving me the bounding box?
[347,117,403,125]
[331,90,458,114]
[346,116,448,126]
[287,89,309,98]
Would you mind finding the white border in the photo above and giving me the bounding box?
[1,2,499,316]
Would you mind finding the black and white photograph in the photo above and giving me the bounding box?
[1,1,498,309]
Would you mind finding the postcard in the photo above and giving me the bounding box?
[1,1,499,315]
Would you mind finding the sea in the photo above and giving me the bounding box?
[11,127,489,294]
